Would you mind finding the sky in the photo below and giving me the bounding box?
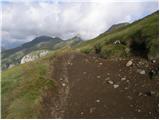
[1,0,159,46]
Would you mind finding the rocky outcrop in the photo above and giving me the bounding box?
[21,50,48,64]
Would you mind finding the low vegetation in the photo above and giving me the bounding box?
[80,11,159,59]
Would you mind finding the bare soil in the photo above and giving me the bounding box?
[41,53,159,119]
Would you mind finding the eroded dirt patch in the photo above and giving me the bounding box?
[41,53,159,118]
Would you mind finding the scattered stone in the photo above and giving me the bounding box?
[137,109,141,112]
[89,107,96,113]
[108,80,114,84]
[137,69,146,75]
[138,92,143,96]
[83,72,87,74]
[140,70,145,75]
[107,73,110,76]
[80,112,84,115]
[62,83,66,87]
[121,77,126,81]
[151,59,156,63]
[126,60,133,67]
[60,78,63,81]
[113,84,119,88]
[97,76,101,79]
[126,80,130,83]
[105,77,110,81]
[113,40,121,44]
[99,62,103,65]
[96,99,100,103]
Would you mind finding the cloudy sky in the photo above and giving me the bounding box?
[1,0,159,46]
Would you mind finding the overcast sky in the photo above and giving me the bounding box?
[1,0,159,44]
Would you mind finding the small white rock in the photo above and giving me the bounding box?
[99,62,103,65]
[126,60,133,67]
[105,77,110,81]
[96,99,100,103]
[121,77,126,81]
[113,84,119,88]
[140,70,145,74]
[108,80,114,84]
[62,83,66,87]
[97,76,101,79]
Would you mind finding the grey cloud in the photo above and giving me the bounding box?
[1,0,158,43]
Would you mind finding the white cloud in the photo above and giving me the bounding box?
[1,0,158,43]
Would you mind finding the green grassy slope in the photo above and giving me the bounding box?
[1,55,55,118]
[1,11,159,118]
[79,11,159,59]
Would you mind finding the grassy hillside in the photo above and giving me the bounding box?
[79,11,159,59]
[1,11,159,118]
[1,47,74,118]
[2,36,83,70]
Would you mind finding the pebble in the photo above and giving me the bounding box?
[137,109,141,112]
[138,92,143,96]
[83,72,87,74]
[108,80,114,84]
[89,107,96,113]
[121,77,126,81]
[96,99,100,103]
[137,69,146,74]
[140,70,145,75]
[126,60,133,67]
[107,73,110,76]
[113,84,119,88]
[80,112,84,115]
[62,83,66,87]
[99,62,103,65]
[97,76,101,79]
[105,77,110,81]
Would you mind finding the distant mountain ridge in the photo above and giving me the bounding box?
[107,22,129,32]
[2,35,83,70]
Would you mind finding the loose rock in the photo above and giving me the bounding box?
[97,76,101,79]
[108,80,114,84]
[113,84,119,88]
[96,99,100,103]
[121,77,126,81]
[126,60,133,67]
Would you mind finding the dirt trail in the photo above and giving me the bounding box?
[43,53,159,118]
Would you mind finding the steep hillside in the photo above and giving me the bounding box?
[79,11,159,60]
[106,22,129,33]
[1,11,159,119]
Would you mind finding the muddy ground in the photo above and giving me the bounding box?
[40,53,159,119]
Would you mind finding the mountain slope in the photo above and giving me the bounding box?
[1,11,159,119]
[79,11,159,60]
[1,36,83,70]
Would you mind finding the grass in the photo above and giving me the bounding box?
[79,11,159,59]
[1,55,55,118]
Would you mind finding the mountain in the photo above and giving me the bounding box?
[1,36,62,70]
[79,11,159,60]
[106,22,129,32]
[1,11,159,119]
[1,35,83,70]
